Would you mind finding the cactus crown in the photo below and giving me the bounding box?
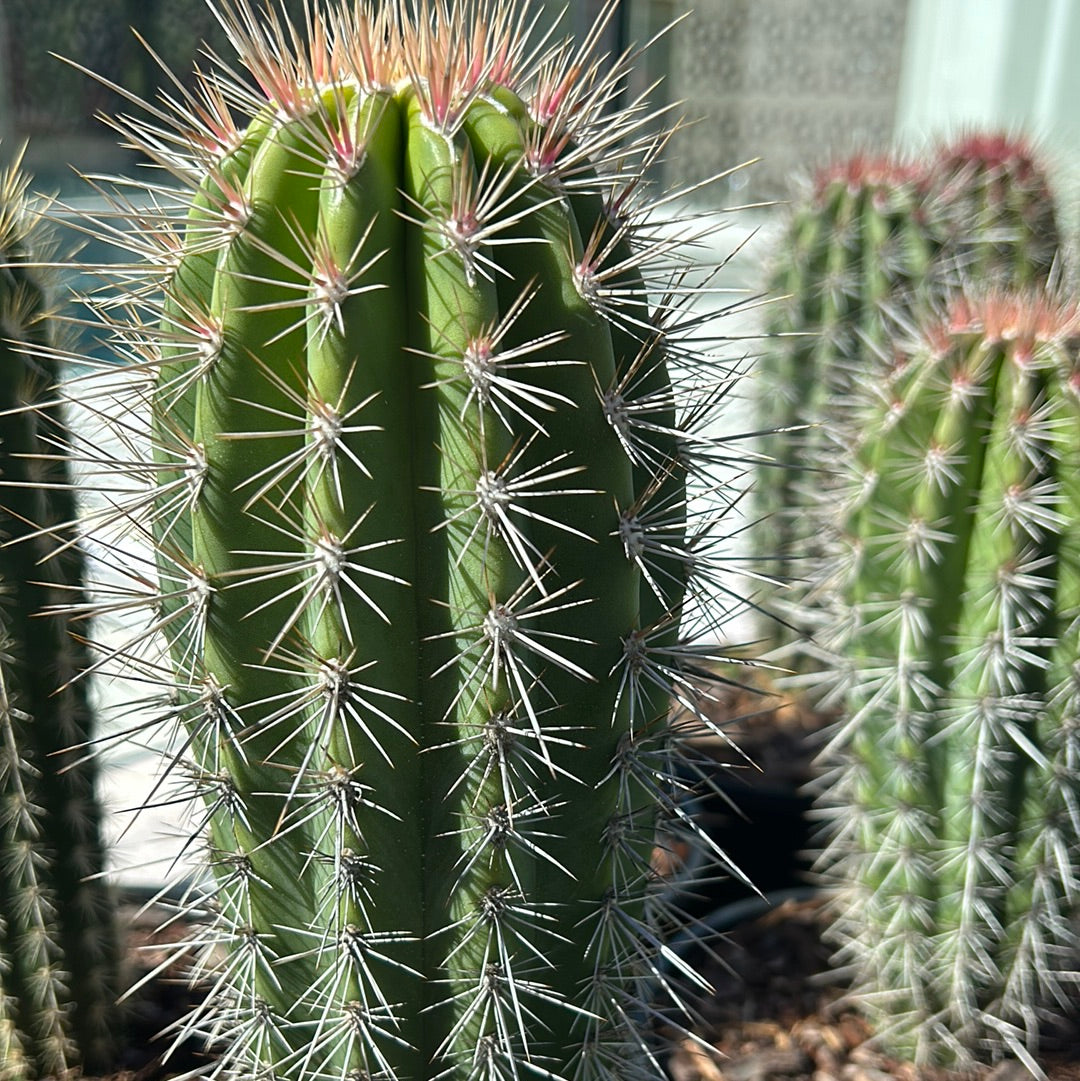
[51,2,757,1080]
[927,131,1060,289]
[810,153,927,199]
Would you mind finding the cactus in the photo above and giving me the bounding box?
[929,132,1060,291]
[755,154,938,638]
[61,2,756,1079]
[756,136,1061,655]
[0,150,120,1079]
[812,291,1080,1067]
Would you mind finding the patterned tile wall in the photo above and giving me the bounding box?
[628,0,911,202]
[3,0,908,203]
[0,0,309,138]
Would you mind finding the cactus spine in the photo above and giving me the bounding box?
[68,3,750,1079]
[0,152,119,1079]
[814,292,1080,1067]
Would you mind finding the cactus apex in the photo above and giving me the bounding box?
[811,151,926,200]
[933,130,1051,188]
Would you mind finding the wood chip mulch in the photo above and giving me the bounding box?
[662,864,1080,1081]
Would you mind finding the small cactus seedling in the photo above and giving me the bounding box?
[57,2,761,1079]
[813,291,1080,1067]
[0,151,119,1079]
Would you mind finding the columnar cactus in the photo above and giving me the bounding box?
[929,132,1060,290]
[814,292,1080,1066]
[66,3,752,1079]
[757,136,1061,653]
[756,155,938,627]
[0,152,119,1079]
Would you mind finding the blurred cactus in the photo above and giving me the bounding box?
[55,2,760,1079]
[756,134,1061,656]
[0,150,119,1079]
[756,154,937,622]
[930,132,1060,290]
[813,291,1080,1067]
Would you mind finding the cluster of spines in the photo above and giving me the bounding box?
[58,3,757,1080]
[812,292,1080,1067]
[0,151,119,1080]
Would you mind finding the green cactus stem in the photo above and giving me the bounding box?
[756,154,938,643]
[0,151,120,1080]
[59,3,759,1079]
[757,136,1061,660]
[814,291,1080,1067]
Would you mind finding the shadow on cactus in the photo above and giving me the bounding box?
[50,2,765,1079]
[811,290,1080,1068]
[0,148,120,1080]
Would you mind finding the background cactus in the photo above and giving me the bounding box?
[0,150,119,1079]
[755,135,1061,656]
[755,154,937,633]
[811,291,1080,1067]
[62,2,754,1079]
[929,132,1060,291]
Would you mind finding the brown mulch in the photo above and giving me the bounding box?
[687,671,836,784]
[663,671,1080,1081]
[665,892,1080,1081]
[98,893,215,1081]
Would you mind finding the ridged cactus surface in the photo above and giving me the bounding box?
[756,155,936,607]
[66,3,752,1079]
[814,292,1080,1066]
[930,132,1060,289]
[757,136,1060,654]
[0,154,119,1079]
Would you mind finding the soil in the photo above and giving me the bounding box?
[99,893,216,1081]
[663,893,1080,1081]
[661,675,1080,1081]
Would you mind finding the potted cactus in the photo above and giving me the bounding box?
[809,290,1080,1069]
[755,152,939,616]
[668,136,1077,1077]
[659,294,1080,1080]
